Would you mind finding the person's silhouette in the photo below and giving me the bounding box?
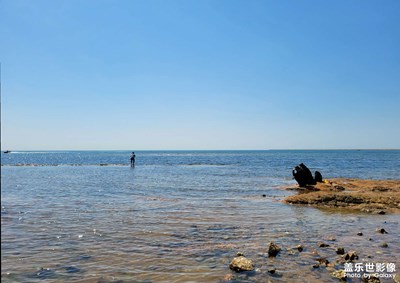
[130,152,136,167]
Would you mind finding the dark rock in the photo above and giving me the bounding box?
[357,232,363,236]
[343,251,358,261]
[317,258,329,266]
[319,242,330,247]
[268,268,276,274]
[336,247,345,255]
[268,242,281,257]
[292,163,316,187]
[362,274,381,283]
[381,242,388,248]
[65,266,80,273]
[296,245,304,252]
[315,171,323,182]
[376,228,388,234]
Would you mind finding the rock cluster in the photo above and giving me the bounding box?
[292,163,323,187]
[225,225,391,282]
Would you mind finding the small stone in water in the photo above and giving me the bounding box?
[331,269,346,280]
[229,255,254,272]
[268,242,281,257]
[336,247,345,255]
[65,266,80,273]
[343,251,359,261]
[268,268,276,274]
[317,258,329,266]
[376,228,388,234]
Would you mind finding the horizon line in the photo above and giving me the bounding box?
[2,148,400,152]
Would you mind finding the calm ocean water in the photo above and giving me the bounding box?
[1,150,399,282]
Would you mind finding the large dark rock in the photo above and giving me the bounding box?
[314,171,323,182]
[292,163,316,187]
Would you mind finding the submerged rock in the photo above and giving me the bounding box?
[331,269,347,281]
[376,228,388,234]
[229,254,254,272]
[316,258,329,266]
[343,251,359,262]
[34,268,57,279]
[336,247,345,255]
[268,242,281,257]
[222,273,234,281]
[268,268,276,274]
[362,274,380,283]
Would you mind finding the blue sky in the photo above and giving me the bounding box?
[1,0,399,150]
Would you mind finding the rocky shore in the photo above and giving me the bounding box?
[284,178,400,214]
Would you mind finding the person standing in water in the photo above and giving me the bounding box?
[130,152,136,167]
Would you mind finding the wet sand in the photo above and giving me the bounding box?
[284,178,400,214]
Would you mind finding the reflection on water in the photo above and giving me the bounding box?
[1,151,400,282]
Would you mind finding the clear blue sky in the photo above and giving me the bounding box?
[1,0,399,150]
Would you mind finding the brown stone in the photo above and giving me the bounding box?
[229,255,254,272]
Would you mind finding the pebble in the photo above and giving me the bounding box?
[268,268,276,274]
[376,228,388,234]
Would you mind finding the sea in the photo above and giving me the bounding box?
[1,150,399,282]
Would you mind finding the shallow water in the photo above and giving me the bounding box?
[1,150,399,282]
